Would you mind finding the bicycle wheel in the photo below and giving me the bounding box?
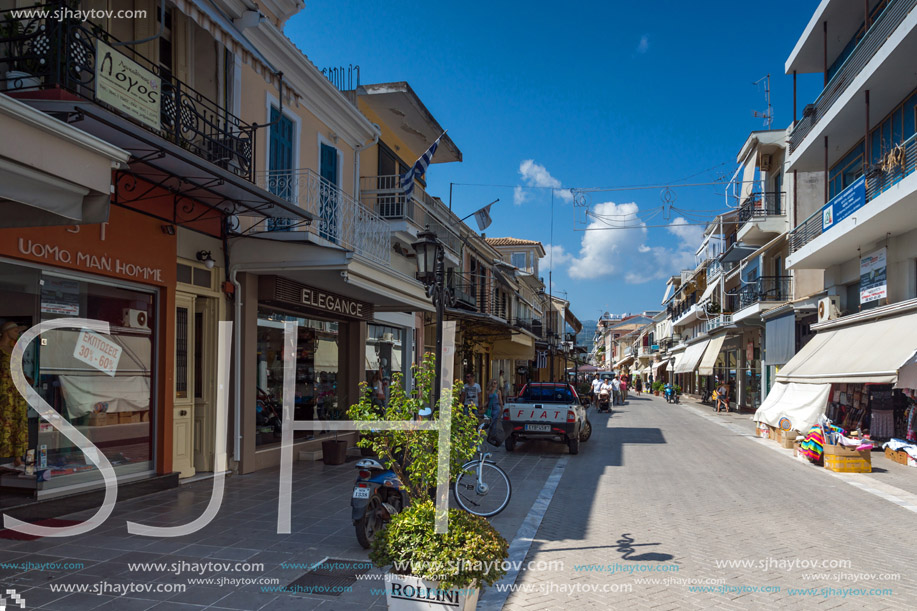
[454,461,512,517]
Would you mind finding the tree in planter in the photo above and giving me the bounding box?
[347,352,480,502]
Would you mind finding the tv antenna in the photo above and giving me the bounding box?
[752,74,773,129]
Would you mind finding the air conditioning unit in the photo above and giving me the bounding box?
[817,296,840,323]
[123,308,149,329]
[760,154,772,172]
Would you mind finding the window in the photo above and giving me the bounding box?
[511,252,526,269]
[267,105,295,231]
[828,141,864,199]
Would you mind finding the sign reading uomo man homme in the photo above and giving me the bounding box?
[95,40,161,130]
[258,276,374,321]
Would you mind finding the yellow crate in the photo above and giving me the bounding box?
[824,455,871,473]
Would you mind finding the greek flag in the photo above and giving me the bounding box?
[401,132,445,201]
[536,351,547,369]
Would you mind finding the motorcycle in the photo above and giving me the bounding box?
[664,384,679,404]
[351,457,407,549]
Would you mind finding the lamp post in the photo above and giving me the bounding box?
[412,227,454,409]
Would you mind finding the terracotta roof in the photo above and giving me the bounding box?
[485,237,543,247]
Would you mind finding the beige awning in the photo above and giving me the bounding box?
[777,310,917,384]
[697,335,726,376]
[492,334,536,361]
[699,277,720,304]
[675,341,710,374]
[614,355,635,369]
[652,360,668,377]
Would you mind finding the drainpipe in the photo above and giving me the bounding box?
[353,124,380,203]
[229,255,349,463]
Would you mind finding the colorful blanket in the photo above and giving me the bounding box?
[800,426,825,462]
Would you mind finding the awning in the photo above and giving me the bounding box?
[614,355,635,369]
[698,277,720,304]
[675,341,710,374]
[661,283,673,305]
[492,334,536,361]
[697,335,726,376]
[754,382,831,432]
[0,93,130,228]
[776,310,917,385]
[764,311,796,366]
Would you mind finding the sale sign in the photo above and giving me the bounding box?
[73,329,122,376]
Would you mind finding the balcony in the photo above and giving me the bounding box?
[789,0,917,154]
[0,7,255,181]
[447,273,510,321]
[360,175,463,255]
[733,276,793,321]
[255,169,391,265]
[703,315,733,334]
[790,132,917,261]
[737,191,787,245]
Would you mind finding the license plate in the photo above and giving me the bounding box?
[352,487,371,499]
[525,424,552,432]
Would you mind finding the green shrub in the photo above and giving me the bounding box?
[674,385,682,394]
[370,499,509,590]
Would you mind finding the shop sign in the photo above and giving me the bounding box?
[822,176,865,232]
[95,40,161,130]
[860,247,887,304]
[17,238,163,282]
[73,329,122,376]
[259,276,373,321]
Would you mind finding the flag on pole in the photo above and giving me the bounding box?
[536,351,548,369]
[473,202,493,231]
[401,131,446,201]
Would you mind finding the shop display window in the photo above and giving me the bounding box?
[255,310,340,447]
[365,324,405,397]
[0,262,155,489]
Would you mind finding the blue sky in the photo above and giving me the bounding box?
[287,1,823,321]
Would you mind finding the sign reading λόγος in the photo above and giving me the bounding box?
[73,329,122,377]
[95,40,161,130]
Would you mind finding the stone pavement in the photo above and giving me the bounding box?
[498,392,917,610]
[0,441,563,610]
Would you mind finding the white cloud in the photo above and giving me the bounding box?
[516,159,573,203]
[636,34,649,54]
[552,202,704,285]
[542,244,574,272]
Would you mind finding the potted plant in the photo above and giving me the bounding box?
[371,500,509,610]
[674,384,682,397]
[652,381,663,396]
[349,354,507,609]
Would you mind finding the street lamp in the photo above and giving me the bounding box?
[412,227,454,409]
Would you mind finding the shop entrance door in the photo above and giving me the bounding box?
[173,293,196,478]
[192,297,217,473]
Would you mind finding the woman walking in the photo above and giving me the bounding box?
[485,379,504,421]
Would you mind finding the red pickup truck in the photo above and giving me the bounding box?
[502,382,592,454]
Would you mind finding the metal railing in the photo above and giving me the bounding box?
[703,315,733,334]
[667,293,698,321]
[360,175,463,254]
[738,192,785,223]
[738,276,793,310]
[255,169,391,265]
[0,3,256,181]
[790,132,917,252]
[789,0,917,153]
[448,273,511,321]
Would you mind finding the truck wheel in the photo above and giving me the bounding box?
[580,419,592,442]
[505,435,516,452]
[568,436,580,455]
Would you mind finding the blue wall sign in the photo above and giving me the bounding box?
[822,176,866,231]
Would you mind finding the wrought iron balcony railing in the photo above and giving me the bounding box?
[737,276,793,310]
[0,3,256,181]
[790,132,917,253]
[703,315,733,334]
[789,0,917,153]
[255,169,391,265]
[738,191,785,223]
[360,174,463,255]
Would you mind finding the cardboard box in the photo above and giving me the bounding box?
[89,412,111,426]
[793,441,801,457]
[823,443,871,473]
[776,428,800,449]
[885,446,910,465]
[118,412,132,424]
[140,411,149,422]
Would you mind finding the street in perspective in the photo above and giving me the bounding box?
[1,1,917,609]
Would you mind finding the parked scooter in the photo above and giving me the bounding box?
[664,383,679,404]
[351,457,407,548]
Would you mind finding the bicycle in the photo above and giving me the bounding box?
[453,418,512,518]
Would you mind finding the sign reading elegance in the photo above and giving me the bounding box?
[301,287,365,318]
[259,276,374,320]
[95,40,161,130]
[73,329,122,376]
[822,175,866,232]
[860,246,887,304]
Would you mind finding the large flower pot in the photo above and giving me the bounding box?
[321,439,348,465]
[384,573,479,611]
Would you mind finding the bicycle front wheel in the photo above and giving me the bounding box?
[454,461,512,517]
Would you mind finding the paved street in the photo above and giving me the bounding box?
[497,392,917,610]
[3,392,917,610]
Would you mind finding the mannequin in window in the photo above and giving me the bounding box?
[0,322,29,467]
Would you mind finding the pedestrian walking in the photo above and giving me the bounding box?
[621,376,628,403]
[716,379,729,413]
[612,376,622,406]
[635,377,642,395]
[485,379,503,421]
[461,373,482,417]
[590,373,602,408]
